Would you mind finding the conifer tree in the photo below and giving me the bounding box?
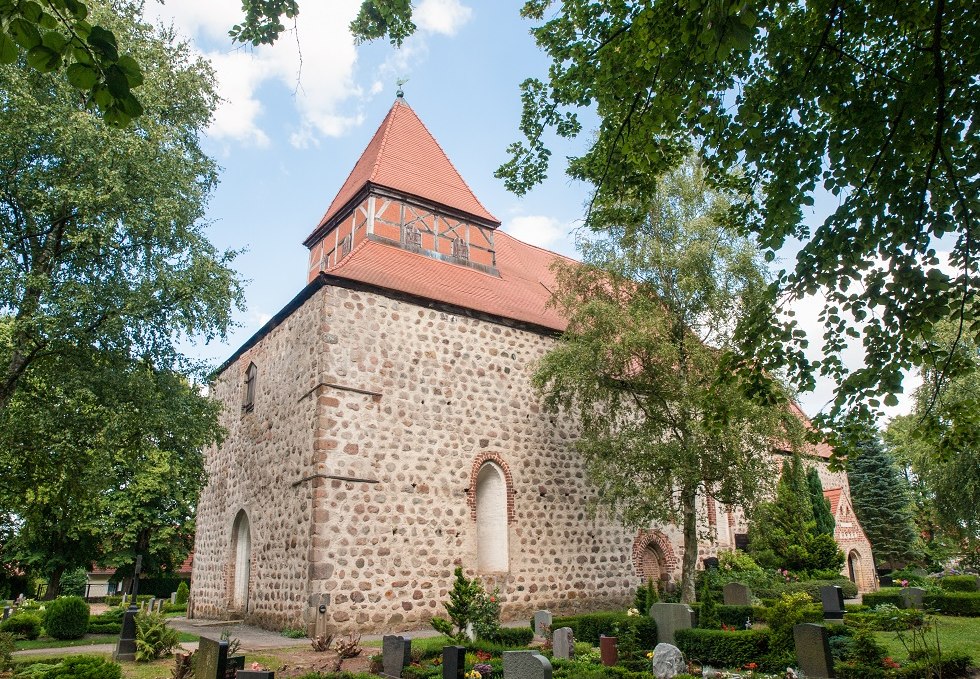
[847,438,920,568]
[807,468,836,537]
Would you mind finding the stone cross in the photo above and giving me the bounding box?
[381,635,411,678]
[819,585,845,621]
[650,603,694,645]
[193,637,228,679]
[502,650,552,679]
[599,635,617,666]
[442,646,465,679]
[793,623,835,678]
[532,610,552,639]
[901,587,926,610]
[723,582,751,606]
[552,627,574,660]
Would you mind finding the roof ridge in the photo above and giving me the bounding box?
[369,99,401,183]
[495,229,579,266]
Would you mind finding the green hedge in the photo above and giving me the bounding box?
[0,613,41,640]
[674,628,769,668]
[925,591,980,616]
[484,626,534,646]
[551,612,656,647]
[690,603,764,628]
[938,575,979,592]
[862,589,904,608]
[835,652,971,679]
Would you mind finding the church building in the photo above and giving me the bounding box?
[189,96,876,633]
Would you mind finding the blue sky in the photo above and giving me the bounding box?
[146,1,914,420]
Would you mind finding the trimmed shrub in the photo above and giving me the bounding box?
[87,607,125,633]
[0,612,41,640]
[861,588,904,608]
[781,578,858,601]
[103,596,123,607]
[162,603,187,614]
[675,628,769,668]
[551,612,656,647]
[0,631,13,671]
[24,655,122,679]
[938,575,979,592]
[925,591,980,616]
[484,626,533,647]
[43,596,90,640]
[175,581,189,605]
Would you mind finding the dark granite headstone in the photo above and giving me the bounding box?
[382,635,411,677]
[820,585,845,621]
[113,606,139,661]
[236,672,274,679]
[227,655,246,676]
[599,635,617,666]
[880,575,894,587]
[901,587,926,610]
[502,650,552,679]
[702,557,720,570]
[2,607,10,621]
[195,637,229,679]
[442,646,465,679]
[723,582,751,606]
[532,610,552,638]
[552,627,574,660]
[793,623,835,678]
[649,603,695,644]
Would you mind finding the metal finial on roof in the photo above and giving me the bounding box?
[396,77,408,98]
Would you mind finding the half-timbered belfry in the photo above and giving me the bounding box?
[189,97,876,634]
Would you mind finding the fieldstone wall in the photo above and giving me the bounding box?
[192,280,876,634]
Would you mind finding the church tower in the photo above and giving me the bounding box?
[303,96,501,279]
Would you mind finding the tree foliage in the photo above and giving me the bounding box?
[0,1,239,596]
[533,154,803,602]
[806,467,835,537]
[748,455,844,574]
[495,0,980,441]
[846,436,921,569]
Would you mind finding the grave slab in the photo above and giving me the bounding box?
[194,637,229,679]
[599,635,617,666]
[820,585,845,621]
[723,582,751,606]
[793,623,835,678]
[502,650,552,679]
[382,635,411,678]
[650,603,695,645]
[552,627,574,660]
[532,610,552,638]
[651,642,686,679]
[901,587,926,610]
[442,646,465,679]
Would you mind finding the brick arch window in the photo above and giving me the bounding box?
[466,453,516,573]
[242,362,257,413]
[632,530,678,584]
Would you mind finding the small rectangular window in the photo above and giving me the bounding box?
[242,362,257,413]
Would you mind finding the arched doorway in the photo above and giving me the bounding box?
[231,510,251,611]
[475,462,509,572]
[639,543,667,583]
[847,549,864,590]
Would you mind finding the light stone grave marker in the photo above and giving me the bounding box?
[651,642,686,679]
[650,603,694,645]
[442,646,465,679]
[502,650,552,679]
[193,637,228,679]
[723,582,751,606]
[793,623,835,678]
[901,587,926,609]
[820,585,845,621]
[381,635,411,678]
[532,610,552,638]
[171,592,177,604]
[552,627,574,660]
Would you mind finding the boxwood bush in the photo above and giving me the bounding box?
[43,596,90,640]
[674,628,769,668]
[550,612,656,647]
[938,575,979,592]
[0,612,41,640]
[484,626,533,646]
[19,655,122,679]
[861,588,904,608]
[925,591,980,616]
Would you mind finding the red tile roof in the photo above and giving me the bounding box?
[823,487,843,515]
[312,98,499,234]
[327,231,570,332]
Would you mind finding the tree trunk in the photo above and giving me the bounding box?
[680,486,699,603]
[44,565,65,601]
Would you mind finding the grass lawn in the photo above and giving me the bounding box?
[15,634,119,650]
[873,615,980,664]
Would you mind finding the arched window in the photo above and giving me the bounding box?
[231,510,251,611]
[475,462,509,572]
[242,362,257,413]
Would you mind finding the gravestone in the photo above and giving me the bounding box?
[442,646,465,679]
[650,603,695,645]
[793,623,835,678]
[171,592,178,604]
[879,575,894,587]
[651,642,686,679]
[227,654,246,676]
[502,650,552,679]
[901,587,926,610]
[532,610,552,638]
[237,672,274,679]
[113,606,139,661]
[820,585,845,621]
[552,627,574,660]
[194,637,229,679]
[723,582,751,606]
[702,557,720,570]
[599,635,617,666]
[2,607,10,621]
[381,635,411,678]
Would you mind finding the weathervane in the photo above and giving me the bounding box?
[396,77,409,98]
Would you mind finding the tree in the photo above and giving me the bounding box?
[806,467,835,537]
[533,154,803,602]
[494,0,980,439]
[846,437,920,569]
[748,454,844,574]
[0,0,243,414]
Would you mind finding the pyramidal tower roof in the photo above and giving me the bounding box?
[308,97,500,241]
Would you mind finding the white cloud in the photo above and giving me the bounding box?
[503,215,568,249]
[414,0,473,36]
